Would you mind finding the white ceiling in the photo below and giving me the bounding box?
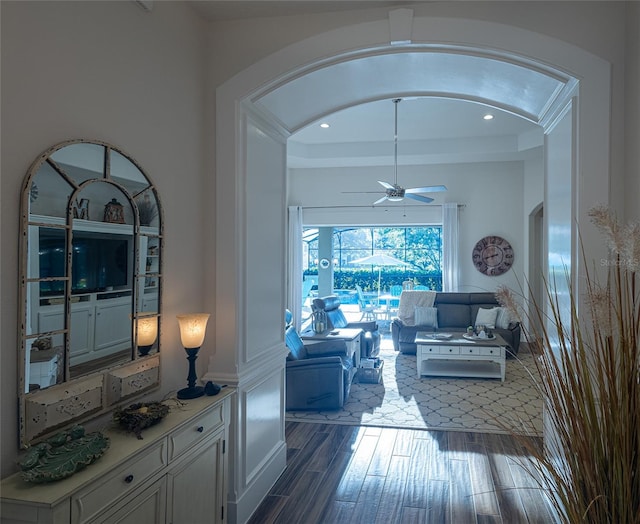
[189,1,559,170]
[288,96,543,168]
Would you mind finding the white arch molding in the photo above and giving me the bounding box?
[211,11,611,523]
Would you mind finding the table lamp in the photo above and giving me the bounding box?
[135,316,158,356]
[176,313,210,399]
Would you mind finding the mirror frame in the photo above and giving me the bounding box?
[18,139,163,447]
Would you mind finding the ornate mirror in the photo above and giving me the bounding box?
[18,139,163,447]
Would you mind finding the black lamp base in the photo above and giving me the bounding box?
[138,344,153,356]
[177,385,204,400]
[178,346,204,400]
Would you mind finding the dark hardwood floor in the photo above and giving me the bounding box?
[248,422,557,524]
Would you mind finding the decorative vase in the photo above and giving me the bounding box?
[312,310,327,334]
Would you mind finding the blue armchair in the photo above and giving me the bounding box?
[285,310,354,410]
[312,295,381,359]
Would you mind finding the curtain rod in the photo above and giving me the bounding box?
[302,204,465,210]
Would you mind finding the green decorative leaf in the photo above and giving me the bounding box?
[20,426,109,483]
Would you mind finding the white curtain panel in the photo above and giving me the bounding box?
[287,206,303,330]
[442,203,459,291]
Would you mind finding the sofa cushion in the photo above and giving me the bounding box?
[398,290,437,325]
[475,307,499,329]
[495,307,512,329]
[414,306,438,327]
[436,303,471,328]
[434,292,471,305]
[468,292,500,305]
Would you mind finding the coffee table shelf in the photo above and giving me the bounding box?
[415,332,506,381]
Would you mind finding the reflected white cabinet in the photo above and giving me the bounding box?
[37,294,132,366]
[1,389,233,524]
[92,299,131,353]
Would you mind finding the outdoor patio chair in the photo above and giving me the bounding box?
[355,284,385,321]
[388,284,403,315]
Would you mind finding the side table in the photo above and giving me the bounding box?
[300,328,362,371]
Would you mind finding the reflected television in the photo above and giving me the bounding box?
[39,229,131,296]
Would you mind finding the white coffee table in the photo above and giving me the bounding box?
[415,332,507,381]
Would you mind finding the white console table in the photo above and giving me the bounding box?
[1,389,234,524]
[415,332,506,381]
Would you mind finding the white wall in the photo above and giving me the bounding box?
[0,1,207,477]
[290,160,530,294]
[625,2,640,223]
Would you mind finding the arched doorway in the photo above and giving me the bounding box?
[211,11,611,522]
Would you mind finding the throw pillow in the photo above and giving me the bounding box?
[495,307,512,329]
[415,306,438,328]
[475,307,499,329]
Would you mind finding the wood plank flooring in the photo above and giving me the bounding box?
[248,422,557,524]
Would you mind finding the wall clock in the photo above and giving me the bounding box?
[472,235,514,276]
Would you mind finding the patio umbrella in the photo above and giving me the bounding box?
[350,254,412,297]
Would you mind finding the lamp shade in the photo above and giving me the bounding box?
[136,316,158,347]
[176,313,210,348]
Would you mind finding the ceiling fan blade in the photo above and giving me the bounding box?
[378,180,394,189]
[405,185,448,194]
[405,193,434,203]
[373,195,389,205]
[341,191,385,194]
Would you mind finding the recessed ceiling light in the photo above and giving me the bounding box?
[320,122,330,128]
[483,114,494,121]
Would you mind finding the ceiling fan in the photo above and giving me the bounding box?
[348,98,447,205]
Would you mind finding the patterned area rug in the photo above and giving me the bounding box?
[286,341,543,436]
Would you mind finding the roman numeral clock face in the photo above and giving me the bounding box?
[472,236,514,276]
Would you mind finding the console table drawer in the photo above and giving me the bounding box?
[480,347,503,356]
[71,440,167,523]
[169,403,225,461]
[439,346,460,355]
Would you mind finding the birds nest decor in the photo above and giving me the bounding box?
[496,205,640,524]
[19,425,109,483]
[113,401,169,439]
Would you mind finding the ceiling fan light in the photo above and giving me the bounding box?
[388,196,403,202]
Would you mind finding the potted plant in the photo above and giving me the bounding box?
[497,205,639,523]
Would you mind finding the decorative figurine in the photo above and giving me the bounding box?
[103,198,125,223]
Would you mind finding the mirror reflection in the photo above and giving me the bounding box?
[21,140,162,394]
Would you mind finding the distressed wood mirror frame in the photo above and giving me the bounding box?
[18,139,163,447]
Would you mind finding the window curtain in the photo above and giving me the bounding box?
[287,206,303,331]
[442,203,459,291]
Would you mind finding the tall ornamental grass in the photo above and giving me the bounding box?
[497,205,639,524]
